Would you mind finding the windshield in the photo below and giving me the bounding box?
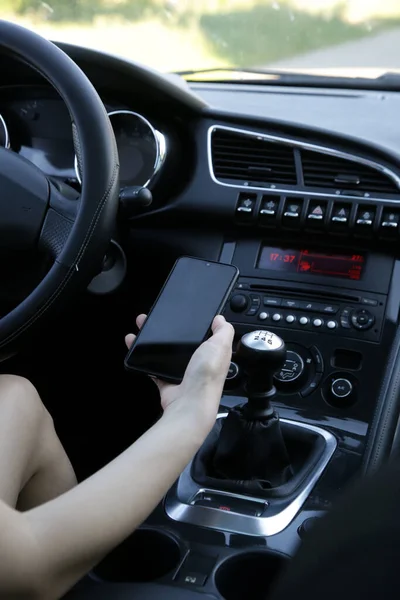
[3,0,400,80]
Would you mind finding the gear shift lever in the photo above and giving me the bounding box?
[237,330,286,419]
[192,329,293,490]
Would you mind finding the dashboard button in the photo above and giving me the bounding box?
[246,306,259,316]
[250,294,261,306]
[282,197,304,227]
[286,315,296,323]
[340,316,351,329]
[299,316,309,326]
[282,299,299,309]
[327,320,337,329]
[312,318,323,327]
[299,301,317,311]
[263,297,282,307]
[306,200,327,227]
[259,195,281,226]
[230,294,248,313]
[236,193,256,222]
[331,203,351,228]
[272,313,282,322]
[321,304,339,315]
[355,206,376,232]
[309,346,324,372]
[361,297,378,307]
[331,378,353,398]
[340,307,353,329]
[258,312,268,321]
[380,209,400,235]
[179,571,207,587]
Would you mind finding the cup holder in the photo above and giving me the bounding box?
[94,528,182,583]
[215,550,288,600]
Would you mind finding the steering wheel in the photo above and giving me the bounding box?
[0,21,120,353]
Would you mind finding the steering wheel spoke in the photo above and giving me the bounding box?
[0,147,49,253]
[39,182,78,260]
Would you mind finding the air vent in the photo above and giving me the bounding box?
[211,128,297,185]
[301,149,399,194]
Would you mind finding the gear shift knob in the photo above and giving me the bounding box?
[236,331,286,416]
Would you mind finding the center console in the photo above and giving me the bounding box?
[69,238,400,600]
[148,237,397,592]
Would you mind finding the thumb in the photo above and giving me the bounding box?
[210,315,235,346]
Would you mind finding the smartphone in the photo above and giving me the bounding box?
[124,256,239,382]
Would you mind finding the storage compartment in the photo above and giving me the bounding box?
[94,528,182,583]
[215,550,288,600]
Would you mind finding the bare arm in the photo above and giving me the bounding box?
[0,315,233,600]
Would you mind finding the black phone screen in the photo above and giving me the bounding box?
[125,257,239,381]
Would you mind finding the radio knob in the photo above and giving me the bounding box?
[230,294,249,313]
[351,308,375,330]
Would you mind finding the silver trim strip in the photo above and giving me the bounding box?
[0,113,10,149]
[165,415,337,537]
[207,124,400,200]
[75,110,166,187]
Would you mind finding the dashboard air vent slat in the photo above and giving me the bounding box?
[211,129,297,185]
[301,149,399,194]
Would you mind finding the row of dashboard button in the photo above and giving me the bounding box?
[263,297,340,314]
[229,293,376,332]
[231,292,378,315]
[236,192,400,238]
[258,311,338,329]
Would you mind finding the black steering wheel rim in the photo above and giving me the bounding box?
[0,20,120,353]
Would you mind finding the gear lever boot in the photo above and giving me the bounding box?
[212,406,292,487]
[193,330,294,492]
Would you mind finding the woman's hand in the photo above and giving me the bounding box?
[125,314,234,434]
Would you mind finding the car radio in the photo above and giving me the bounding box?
[223,279,385,342]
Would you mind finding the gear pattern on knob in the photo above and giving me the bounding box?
[241,330,285,352]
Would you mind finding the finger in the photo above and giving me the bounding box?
[125,333,136,349]
[125,314,147,348]
[136,314,147,330]
[211,315,234,345]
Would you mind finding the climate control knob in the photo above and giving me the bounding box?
[274,351,305,384]
[230,294,248,313]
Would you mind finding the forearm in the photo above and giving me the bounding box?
[25,409,210,598]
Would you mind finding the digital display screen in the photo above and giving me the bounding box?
[257,246,365,281]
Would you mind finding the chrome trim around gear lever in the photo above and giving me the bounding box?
[164,414,337,537]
